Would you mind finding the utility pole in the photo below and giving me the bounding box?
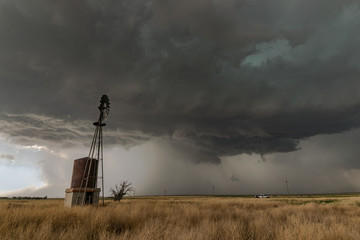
[212,185,215,196]
[285,178,290,195]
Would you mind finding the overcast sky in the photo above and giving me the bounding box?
[1,0,360,197]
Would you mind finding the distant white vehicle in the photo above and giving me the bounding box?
[255,194,269,198]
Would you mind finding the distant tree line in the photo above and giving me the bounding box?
[0,196,47,200]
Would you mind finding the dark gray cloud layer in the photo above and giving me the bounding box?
[1,0,360,163]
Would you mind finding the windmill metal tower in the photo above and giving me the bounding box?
[64,95,110,207]
[285,178,290,195]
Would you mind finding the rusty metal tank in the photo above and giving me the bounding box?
[71,157,98,188]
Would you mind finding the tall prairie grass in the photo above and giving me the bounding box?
[1,196,360,239]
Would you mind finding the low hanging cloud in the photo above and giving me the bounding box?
[0,0,360,163]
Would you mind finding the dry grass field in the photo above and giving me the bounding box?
[1,195,360,240]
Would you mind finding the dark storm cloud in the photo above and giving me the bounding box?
[0,113,150,149]
[0,0,360,163]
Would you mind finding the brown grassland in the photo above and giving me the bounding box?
[1,195,360,240]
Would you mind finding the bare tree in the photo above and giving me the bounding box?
[110,181,134,201]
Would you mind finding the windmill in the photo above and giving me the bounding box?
[285,178,290,195]
[64,95,110,207]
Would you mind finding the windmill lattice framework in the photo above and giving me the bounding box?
[65,95,110,207]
